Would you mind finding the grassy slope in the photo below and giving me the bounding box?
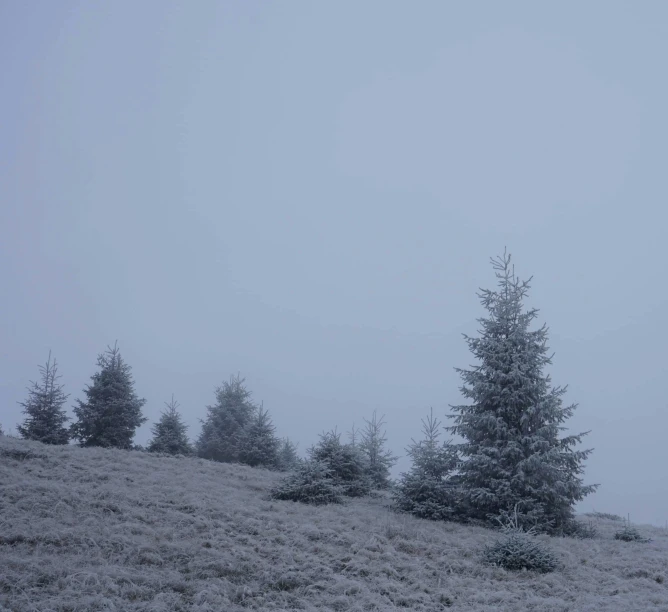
[1,436,667,612]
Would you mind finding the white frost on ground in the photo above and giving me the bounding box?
[1,435,667,611]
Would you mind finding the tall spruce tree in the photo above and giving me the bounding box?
[147,395,193,455]
[70,343,147,449]
[394,409,459,520]
[448,252,597,532]
[359,411,397,489]
[17,352,70,445]
[197,375,257,463]
[238,405,281,468]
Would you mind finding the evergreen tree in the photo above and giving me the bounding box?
[276,437,300,471]
[347,422,360,447]
[394,409,459,520]
[308,429,370,497]
[70,343,147,449]
[271,460,343,506]
[238,405,281,468]
[359,410,397,489]
[197,375,257,463]
[17,352,70,445]
[448,252,597,532]
[147,395,193,455]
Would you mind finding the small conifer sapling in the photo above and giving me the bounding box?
[17,351,70,445]
[147,395,193,455]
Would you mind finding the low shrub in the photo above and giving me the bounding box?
[614,523,651,543]
[271,460,343,506]
[483,529,559,573]
[393,473,458,521]
[482,510,559,573]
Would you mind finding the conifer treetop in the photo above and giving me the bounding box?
[17,351,70,445]
[359,410,397,489]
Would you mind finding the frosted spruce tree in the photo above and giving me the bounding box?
[448,252,596,532]
[394,409,459,520]
[276,437,300,471]
[17,351,70,445]
[238,405,281,468]
[271,460,343,506]
[308,429,371,497]
[70,343,147,449]
[147,395,193,455]
[197,375,257,463]
[359,411,397,489]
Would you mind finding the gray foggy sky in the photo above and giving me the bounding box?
[1,1,666,525]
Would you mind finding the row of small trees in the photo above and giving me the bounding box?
[273,414,398,504]
[7,337,396,482]
[8,343,300,470]
[195,375,299,471]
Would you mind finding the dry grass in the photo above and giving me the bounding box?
[1,436,667,611]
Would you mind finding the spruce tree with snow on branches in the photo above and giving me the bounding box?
[70,343,147,449]
[308,429,371,497]
[196,375,257,464]
[359,411,397,489]
[238,405,281,468]
[147,395,193,455]
[17,351,70,445]
[271,460,343,506]
[447,251,597,532]
[394,408,459,520]
[276,437,300,471]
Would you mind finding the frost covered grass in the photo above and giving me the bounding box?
[1,436,668,611]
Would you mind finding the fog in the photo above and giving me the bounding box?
[1,1,666,525]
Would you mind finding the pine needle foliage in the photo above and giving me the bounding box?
[347,423,360,448]
[276,437,300,471]
[394,409,459,520]
[308,430,371,498]
[271,459,344,505]
[238,405,281,468]
[448,252,597,532]
[17,352,70,445]
[70,343,146,449]
[147,395,193,456]
[197,375,258,463]
[482,509,559,573]
[359,411,397,489]
[614,517,651,543]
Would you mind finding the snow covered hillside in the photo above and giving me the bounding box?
[1,436,667,611]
